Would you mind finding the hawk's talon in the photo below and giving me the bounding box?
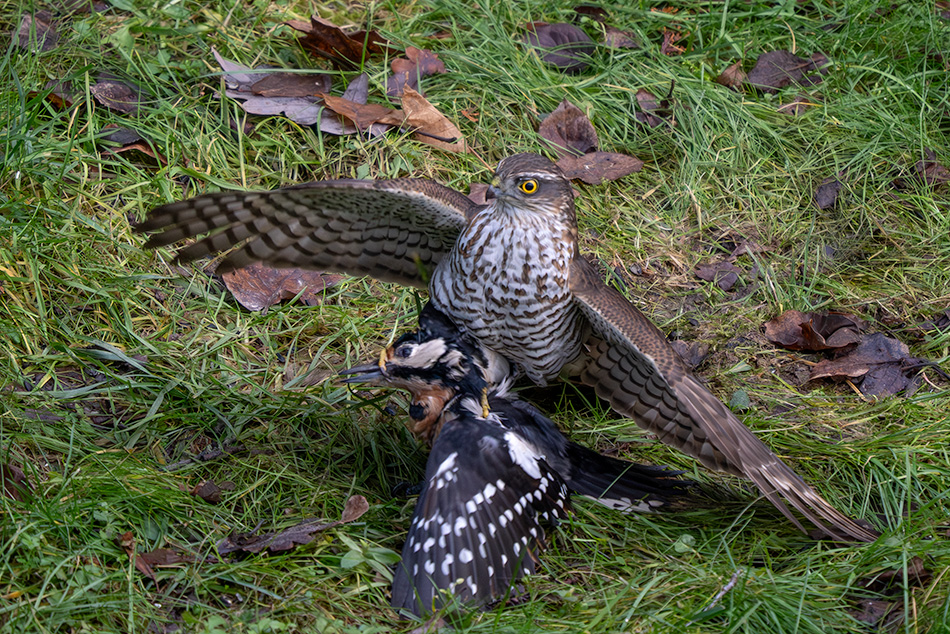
[481,386,490,418]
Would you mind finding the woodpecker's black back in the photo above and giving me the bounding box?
[342,303,690,615]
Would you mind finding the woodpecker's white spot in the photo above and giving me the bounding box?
[465,500,477,514]
[441,553,454,576]
[459,548,473,563]
[434,452,458,478]
[425,559,436,575]
[454,516,466,536]
[504,431,543,479]
[423,537,435,552]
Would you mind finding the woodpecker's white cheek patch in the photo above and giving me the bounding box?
[504,431,544,479]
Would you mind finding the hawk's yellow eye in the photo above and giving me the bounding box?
[519,179,539,195]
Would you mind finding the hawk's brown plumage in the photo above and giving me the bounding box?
[136,153,878,542]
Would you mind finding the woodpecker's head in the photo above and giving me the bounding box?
[341,304,509,441]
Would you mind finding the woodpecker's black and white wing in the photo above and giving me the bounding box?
[392,411,570,616]
[489,398,691,512]
[136,179,479,287]
[569,257,878,542]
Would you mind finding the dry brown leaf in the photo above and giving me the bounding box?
[386,47,447,98]
[221,262,344,312]
[524,23,595,73]
[814,177,844,210]
[746,50,828,93]
[90,73,143,116]
[763,310,865,352]
[217,495,369,554]
[695,261,742,291]
[16,11,58,53]
[538,99,598,159]
[322,94,401,130]
[1,462,32,502]
[716,61,746,89]
[117,532,156,582]
[399,86,468,153]
[556,151,643,184]
[288,16,396,69]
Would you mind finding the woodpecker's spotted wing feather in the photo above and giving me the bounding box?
[391,411,570,616]
[569,257,878,542]
[493,398,690,512]
[136,179,477,286]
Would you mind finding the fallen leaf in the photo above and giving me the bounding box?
[746,50,828,93]
[716,61,746,89]
[660,29,685,55]
[16,11,58,53]
[603,25,640,49]
[139,548,196,567]
[190,480,222,504]
[288,16,396,70]
[634,84,675,128]
[809,333,927,397]
[319,74,390,137]
[217,494,369,554]
[671,340,708,370]
[814,177,844,210]
[538,99,598,159]
[90,73,143,116]
[695,261,742,291]
[399,86,468,153]
[525,23,595,73]
[763,310,865,351]
[557,151,643,184]
[221,262,344,312]
[914,148,950,188]
[1,462,32,502]
[386,47,446,99]
[214,49,331,127]
[573,5,609,21]
[778,94,812,116]
[99,125,168,165]
[117,532,156,581]
[321,94,400,130]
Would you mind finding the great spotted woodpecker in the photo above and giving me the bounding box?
[342,304,690,616]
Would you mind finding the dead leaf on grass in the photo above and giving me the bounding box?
[716,61,746,90]
[189,480,222,504]
[386,47,446,99]
[763,310,865,352]
[913,148,950,188]
[117,531,156,582]
[90,73,143,116]
[217,494,369,554]
[214,49,331,127]
[660,29,685,56]
[221,262,344,312]
[557,151,643,184]
[809,333,928,397]
[524,23,595,73]
[99,125,168,165]
[635,84,675,128]
[538,99,598,159]
[1,462,32,502]
[399,86,468,153]
[671,340,709,370]
[16,11,58,53]
[288,16,396,70]
[695,261,742,291]
[746,50,829,93]
[814,176,844,210]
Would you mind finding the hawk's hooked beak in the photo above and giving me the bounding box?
[485,176,503,201]
[339,345,393,384]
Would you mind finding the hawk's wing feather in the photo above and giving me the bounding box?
[569,257,878,543]
[136,178,478,287]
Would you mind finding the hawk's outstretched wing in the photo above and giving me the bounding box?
[569,257,878,543]
[136,179,479,287]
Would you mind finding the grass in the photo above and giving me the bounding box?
[1,0,949,631]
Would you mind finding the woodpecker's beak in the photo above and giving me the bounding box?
[339,346,393,384]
